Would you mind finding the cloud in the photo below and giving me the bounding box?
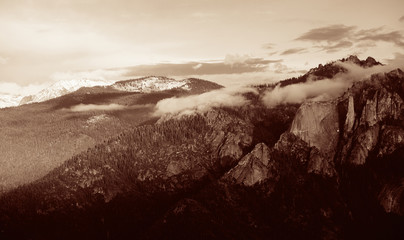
[262,61,402,107]
[296,24,356,42]
[321,40,353,53]
[280,48,306,55]
[154,86,257,116]
[121,57,281,77]
[51,69,127,82]
[262,43,275,49]
[357,30,404,47]
[223,54,252,66]
[385,52,404,69]
[192,63,202,70]
[262,78,348,107]
[295,25,404,53]
[70,103,126,112]
[0,82,50,96]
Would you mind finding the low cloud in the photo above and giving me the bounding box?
[192,63,202,70]
[280,48,306,55]
[70,103,126,112]
[262,78,348,107]
[224,54,251,66]
[262,61,403,107]
[154,87,257,116]
[385,52,404,69]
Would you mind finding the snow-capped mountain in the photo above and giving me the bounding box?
[14,76,221,107]
[0,94,23,108]
[19,78,114,105]
[112,76,190,92]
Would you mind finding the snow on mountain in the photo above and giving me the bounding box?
[19,78,114,105]
[0,94,23,108]
[112,76,190,93]
[14,76,220,107]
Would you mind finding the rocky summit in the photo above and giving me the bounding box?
[0,58,404,240]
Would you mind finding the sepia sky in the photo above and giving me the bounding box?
[0,0,404,94]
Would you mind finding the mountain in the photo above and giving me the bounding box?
[0,77,222,190]
[256,55,382,89]
[0,94,23,108]
[18,76,222,106]
[112,76,189,92]
[1,57,403,239]
[19,78,114,105]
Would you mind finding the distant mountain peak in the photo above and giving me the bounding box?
[341,55,382,67]
[112,76,189,93]
[0,94,23,108]
[19,78,114,105]
[112,76,222,93]
[277,55,383,87]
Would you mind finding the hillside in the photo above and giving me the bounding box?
[0,58,403,239]
[0,77,222,190]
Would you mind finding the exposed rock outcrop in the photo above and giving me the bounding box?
[224,143,278,186]
[378,126,404,157]
[205,110,254,161]
[378,179,404,215]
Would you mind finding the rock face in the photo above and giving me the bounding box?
[379,179,404,215]
[205,110,253,162]
[276,68,404,220]
[225,143,278,186]
[287,69,404,167]
[290,101,339,153]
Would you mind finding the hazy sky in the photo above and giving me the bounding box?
[0,0,404,94]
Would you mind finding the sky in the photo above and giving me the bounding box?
[0,0,404,95]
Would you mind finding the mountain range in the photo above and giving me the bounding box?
[0,76,221,190]
[0,56,403,239]
[0,76,216,108]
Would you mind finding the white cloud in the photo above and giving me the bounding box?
[192,63,203,70]
[154,86,257,116]
[0,82,50,96]
[70,103,126,112]
[262,78,348,107]
[224,54,251,66]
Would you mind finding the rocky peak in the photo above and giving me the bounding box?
[280,68,404,175]
[342,55,382,68]
[224,143,278,186]
[364,56,378,67]
[346,55,361,64]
